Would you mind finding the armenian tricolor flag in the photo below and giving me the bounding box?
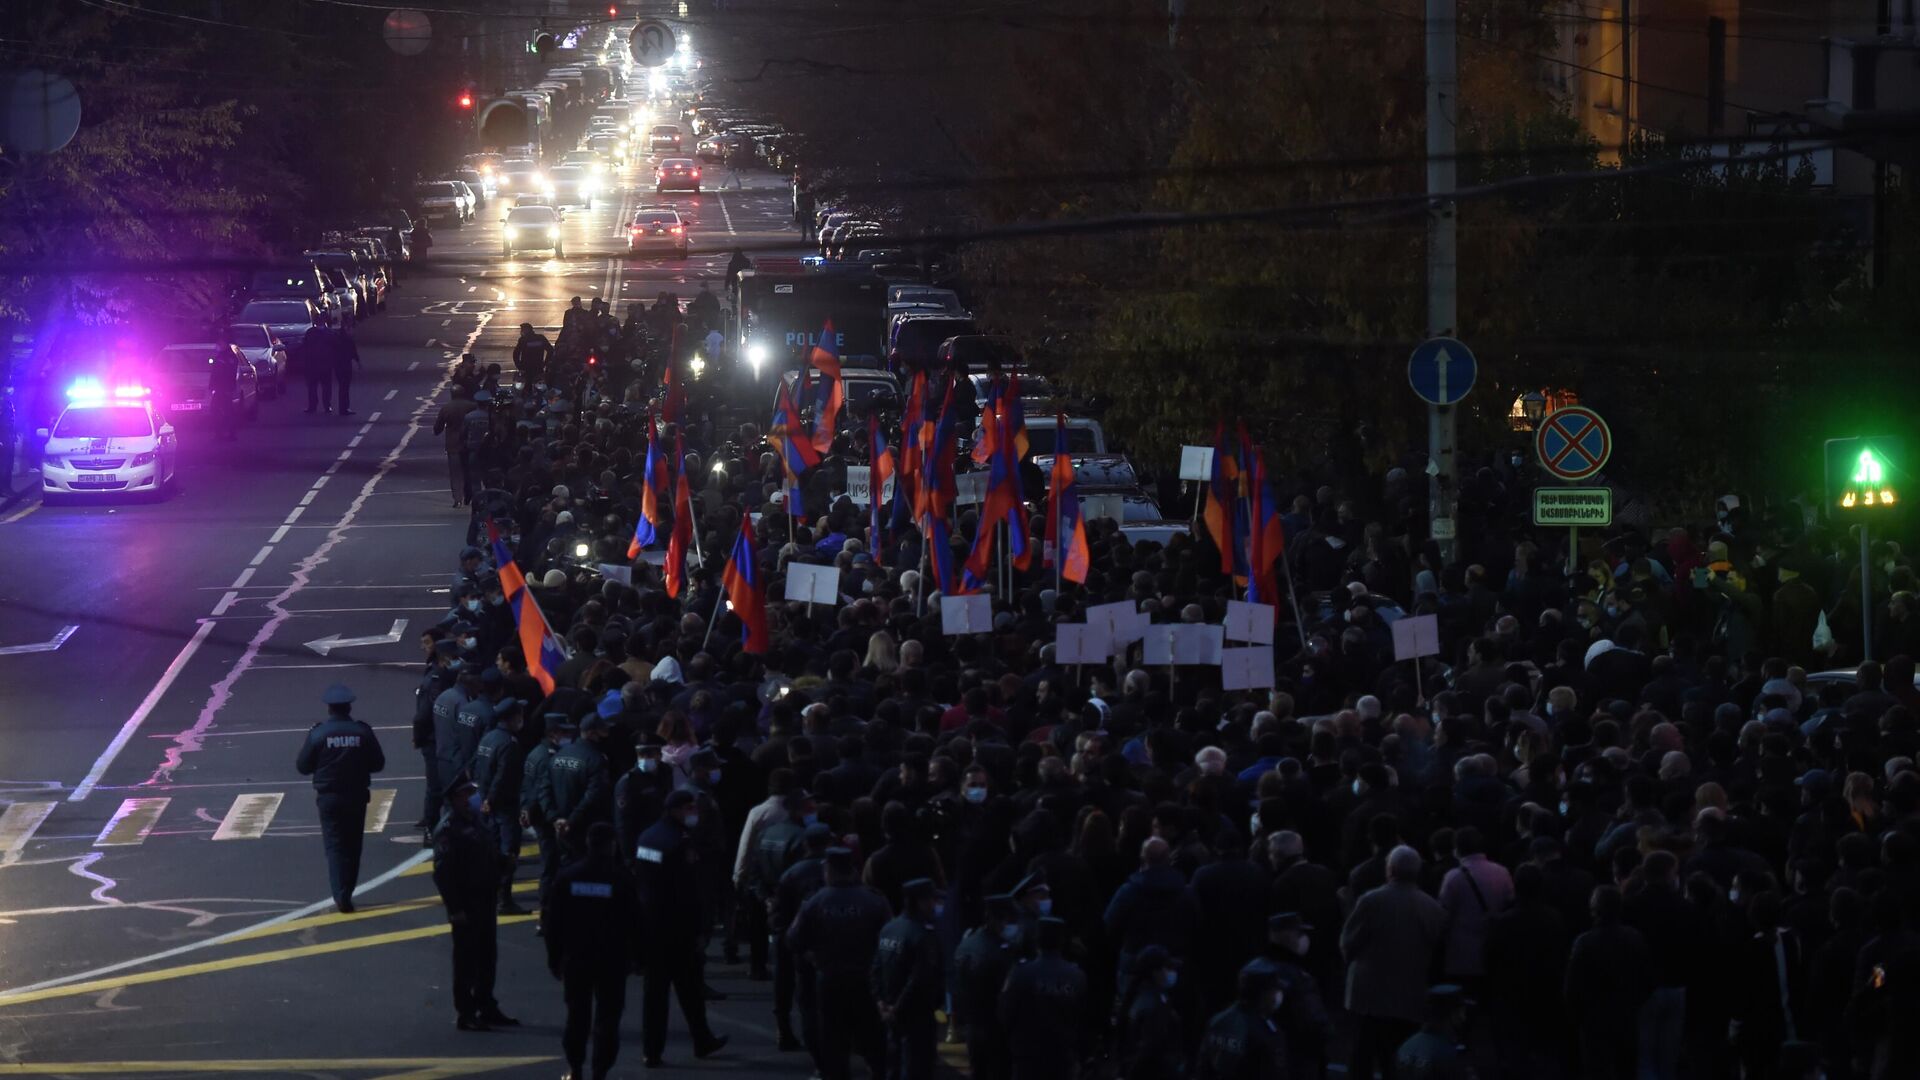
[722,516,771,654]
[1045,423,1090,585]
[487,517,568,694]
[665,434,694,599]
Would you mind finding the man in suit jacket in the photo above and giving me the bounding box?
[1341,844,1446,1080]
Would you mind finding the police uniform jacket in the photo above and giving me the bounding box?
[1395,1028,1474,1080]
[998,954,1088,1066]
[544,853,643,975]
[432,812,502,910]
[952,925,1018,1025]
[873,913,944,1015]
[632,817,705,943]
[413,665,452,749]
[751,816,807,896]
[549,740,611,828]
[1120,984,1187,1080]
[295,715,385,795]
[771,855,827,933]
[472,725,524,812]
[1196,1003,1286,1080]
[614,766,671,858]
[1246,951,1332,1078]
[522,740,560,825]
[447,696,493,779]
[786,882,891,979]
[431,686,471,769]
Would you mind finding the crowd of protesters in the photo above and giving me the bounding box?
[411,301,1920,1080]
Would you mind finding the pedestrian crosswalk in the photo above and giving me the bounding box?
[0,789,408,858]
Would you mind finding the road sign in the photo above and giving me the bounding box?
[1535,405,1612,481]
[629,20,676,67]
[1407,337,1477,406]
[1533,487,1612,527]
[1824,436,1905,517]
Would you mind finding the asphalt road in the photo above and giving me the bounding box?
[0,148,860,1080]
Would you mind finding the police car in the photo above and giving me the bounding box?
[36,380,180,500]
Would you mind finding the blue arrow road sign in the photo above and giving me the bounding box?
[1407,337,1477,406]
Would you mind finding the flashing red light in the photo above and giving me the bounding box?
[608,5,618,16]
[458,92,474,109]
[587,354,599,367]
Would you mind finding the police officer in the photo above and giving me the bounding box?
[545,821,641,1080]
[1394,985,1474,1080]
[953,893,1022,1080]
[432,666,479,792]
[614,741,671,864]
[874,878,946,1080]
[470,699,527,915]
[450,667,501,780]
[332,322,363,416]
[413,636,460,828]
[302,317,336,414]
[1196,964,1286,1080]
[1247,912,1331,1079]
[634,789,730,1068]
[1000,917,1088,1080]
[550,713,614,859]
[772,821,834,1056]
[433,777,517,1031]
[1117,946,1187,1080]
[294,683,385,913]
[513,322,552,384]
[1010,872,1052,956]
[524,712,576,928]
[208,341,239,442]
[786,846,890,1080]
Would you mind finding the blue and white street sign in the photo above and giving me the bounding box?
[1407,337,1477,406]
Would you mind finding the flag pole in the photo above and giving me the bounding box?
[702,581,725,650]
[1282,563,1310,650]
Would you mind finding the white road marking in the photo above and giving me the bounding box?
[297,490,317,507]
[283,506,304,525]
[267,525,289,545]
[0,802,57,864]
[384,389,397,401]
[0,625,79,656]
[94,798,169,846]
[408,361,419,371]
[145,724,408,738]
[441,319,452,327]
[212,793,283,841]
[716,192,736,234]
[69,620,218,801]
[309,475,329,492]
[210,591,241,616]
[347,436,363,449]
[363,789,396,834]
[0,849,432,1001]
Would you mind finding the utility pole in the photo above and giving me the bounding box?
[1426,0,1460,562]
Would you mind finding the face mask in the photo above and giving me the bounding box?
[964,786,987,804]
[638,759,657,773]
[1605,605,1619,618]
[1578,618,1595,630]
[1159,970,1178,990]
[1249,813,1262,835]
[1270,990,1286,1013]
[461,638,478,652]
[803,812,819,825]
[1000,923,1020,942]
[683,813,701,829]
[1351,780,1364,797]
[1558,799,1571,816]
[707,769,723,785]
[488,596,505,607]
[1728,886,1742,903]
[465,599,482,612]
[1035,899,1053,916]
[447,658,464,670]
[933,903,946,918]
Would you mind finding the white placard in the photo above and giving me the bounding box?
[954,471,990,507]
[1084,601,1133,635]
[1111,608,1151,650]
[1221,646,1275,690]
[1144,624,1224,666]
[1391,613,1442,661]
[784,562,841,606]
[844,466,896,508]
[1055,623,1111,665]
[1179,444,1215,482]
[597,563,634,585]
[1224,600,1276,645]
[940,593,993,635]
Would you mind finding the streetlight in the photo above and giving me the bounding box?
[1521,390,1546,428]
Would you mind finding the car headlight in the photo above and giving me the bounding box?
[747,343,769,370]
[548,227,560,239]
[689,354,707,377]
[543,186,556,198]
[132,451,156,466]
[505,226,518,237]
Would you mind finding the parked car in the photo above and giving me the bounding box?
[224,322,290,397]
[234,297,322,352]
[153,342,259,422]
[413,181,472,225]
[245,262,334,323]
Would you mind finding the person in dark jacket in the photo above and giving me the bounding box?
[614,741,672,861]
[953,893,1021,1080]
[633,789,730,1067]
[1481,862,1568,1080]
[1000,917,1089,1080]
[1395,984,1475,1080]
[295,683,386,913]
[1102,837,1202,1000]
[1117,945,1186,1080]
[208,341,239,441]
[873,878,946,1080]
[1248,912,1332,1079]
[433,777,516,1031]
[550,714,614,858]
[470,699,526,914]
[772,822,835,1057]
[788,846,890,1080]
[1196,962,1286,1080]
[331,322,363,415]
[523,713,573,927]
[1193,833,1272,1014]
[302,320,337,414]
[1564,885,1651,1080]
[413,638,459,828]
[545,822,641,1080]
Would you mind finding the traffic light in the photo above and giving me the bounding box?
[531,31,557,57]
[1825,436,1906,517]
[608,5,619,16]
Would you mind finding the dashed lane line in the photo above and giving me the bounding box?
[94,797,169,846]
[210,793,282,840]
[0,801,56,864]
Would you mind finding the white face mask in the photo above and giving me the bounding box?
[683,813,701,829]
[1352,780,1365,797]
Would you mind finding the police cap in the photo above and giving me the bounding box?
[493,698,524,722]
[321,683,356,706]
[579,713,611,734]
[1236,961,1279,1001]
[823,846,857,876]
[480,666,504,687]
[545,712,578,730]
[902,878,937,904]
[663,789,698,811]
[1132,945,1175,975]
[460,546,485,562]
[634,740,663,758]
[1268,911,1313,933]
[434,639,462,658]
[801,821,833,848]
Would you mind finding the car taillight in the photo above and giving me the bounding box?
[692,169,700,178]
[670,226,683,235]
[631,227,641,236]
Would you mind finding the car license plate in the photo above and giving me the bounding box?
[76,474,118,485]
[172,401,204,411]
